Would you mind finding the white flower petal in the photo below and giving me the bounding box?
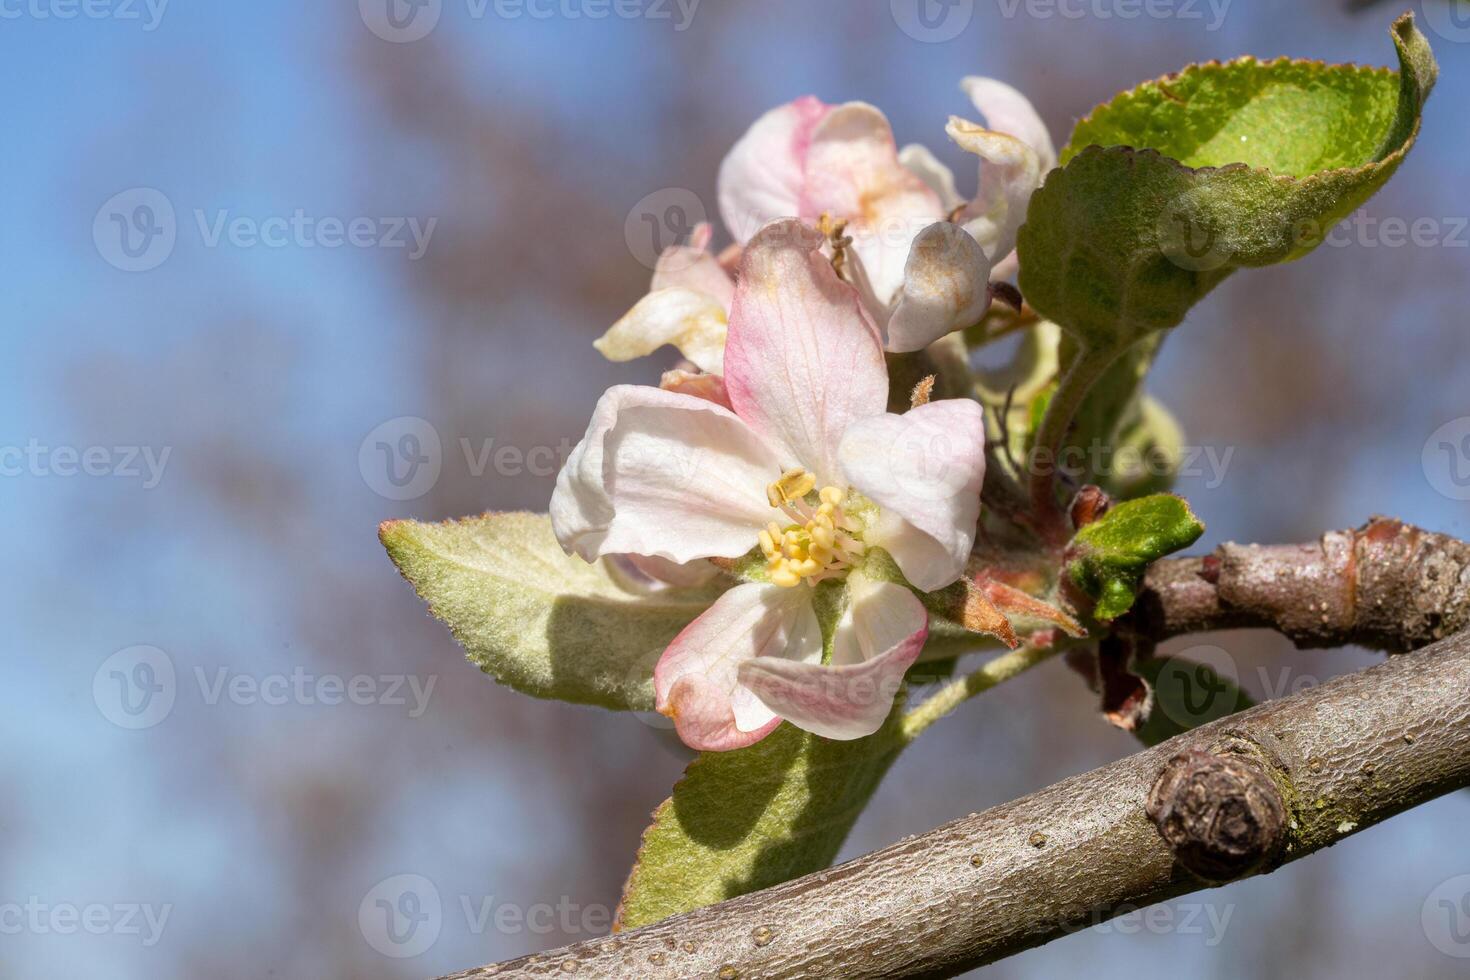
[886,221,993,353]
[946,116,1044,267]
[838,399,987,591]
[899,143,963,212]
[724,219,889,485]
[550,385,781,564]
[804,103,946,305]
[655,582,821,751]
[739,577,927,740]
[595,287,728,376]
[960,76,1057,174]
[718,96,831,245]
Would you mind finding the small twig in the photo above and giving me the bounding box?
[899,642,1064,741]
[1128,517,1470,652]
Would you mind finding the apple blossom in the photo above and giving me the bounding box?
[595,79,1055,371]
[551,218,988,751]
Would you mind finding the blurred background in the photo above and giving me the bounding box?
[3,1,1468,977]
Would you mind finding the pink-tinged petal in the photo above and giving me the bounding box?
[960,77,1057,174]
[651,222,736,310]
[660,368,731,408]
[718,96,832,245]
[724,219,888,484]
[838,399,987,592]
[887,222,993,353]
[740,577,926,740]
[803,103,946,305]
[899,143,963,212]
[947,117,1044,267]
[655,582,822,751]
[595,288,728,375]
[550,385,781,564]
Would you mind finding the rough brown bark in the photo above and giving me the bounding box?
[1130,517,1470,651]
[442,629,1470,980]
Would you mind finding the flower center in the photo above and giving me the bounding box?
[759,468,866,588]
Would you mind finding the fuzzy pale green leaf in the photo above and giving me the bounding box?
[1018,13,1436,351]
[381,512,720,711]
[1068,494,1205,621]
[616,713,907,930]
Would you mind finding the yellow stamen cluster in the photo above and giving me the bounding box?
[760,473,865,588]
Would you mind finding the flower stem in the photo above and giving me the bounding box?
[900,644,1065,742]
[1027,344,1121,545]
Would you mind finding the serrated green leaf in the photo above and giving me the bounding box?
[1018,13,1436,351]
[1068,494,1205,621]
[380,512,721,711]
[616,712,907,930]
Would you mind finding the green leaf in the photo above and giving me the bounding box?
[1132,655,1255,747]
[1018,13,1436,352]
[616,713,907,929]
[380,513,721,711]
[1067,494,1205,621]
